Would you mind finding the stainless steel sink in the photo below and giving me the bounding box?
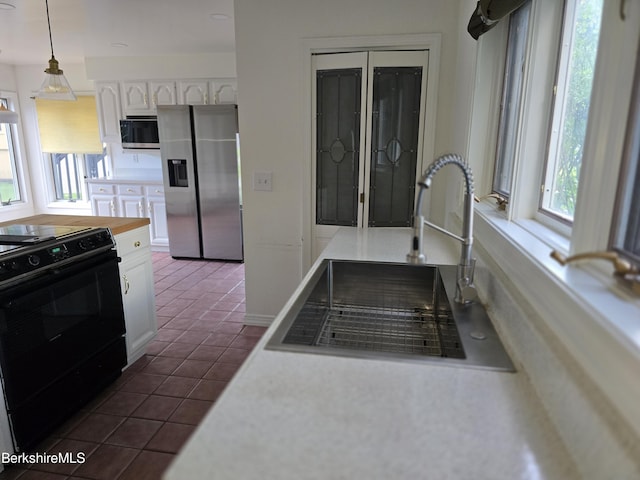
[266,260,515,371]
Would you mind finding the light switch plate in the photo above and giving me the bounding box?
[253,171,273,191]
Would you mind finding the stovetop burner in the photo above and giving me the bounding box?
[0,225,92,246]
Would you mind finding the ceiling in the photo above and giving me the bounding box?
[0,0,235,66]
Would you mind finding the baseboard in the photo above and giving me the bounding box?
[243,314,274,327]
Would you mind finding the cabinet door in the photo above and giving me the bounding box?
[150,81,177,108]
[91,194,118,217]
[121,81,151,114]
[145,190,169,247]
[95,81,122,143]
[116,227,156,365]
[119,251,157,364]
[212,82,238,104]
[178,80,211,105]
[118,195,145,218]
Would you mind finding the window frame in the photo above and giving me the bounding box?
[47,149,108,203]
[0,117,23,204]
[0,91,29,214]
[538,0,604,224]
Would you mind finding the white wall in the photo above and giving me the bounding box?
[234,0,463,322]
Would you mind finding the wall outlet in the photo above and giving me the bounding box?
[253,171,273,191]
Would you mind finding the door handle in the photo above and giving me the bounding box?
[123,274,130,295]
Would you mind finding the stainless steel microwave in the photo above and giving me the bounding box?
[119,116,160,149]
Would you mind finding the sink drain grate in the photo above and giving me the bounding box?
[315,304,465,358]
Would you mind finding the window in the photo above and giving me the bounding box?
[35,96,106,203]
[612,46,640,265]
[0,117,22,205]
[540,0,604,222]
[49,151,107,201]
[493,1,531,197]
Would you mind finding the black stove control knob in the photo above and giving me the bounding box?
[9,261,20,272]
[28,255,41,267]
[78,239,89,251]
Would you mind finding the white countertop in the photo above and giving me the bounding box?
[164,228,579,479]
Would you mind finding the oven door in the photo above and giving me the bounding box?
[0,249,126,451]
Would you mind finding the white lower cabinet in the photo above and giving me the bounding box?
[115,227,157,366]
[88,181,169,250]
[91,195,118,217]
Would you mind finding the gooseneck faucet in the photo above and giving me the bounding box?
[407,153,477,304]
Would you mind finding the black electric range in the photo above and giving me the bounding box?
[0,223,127,452]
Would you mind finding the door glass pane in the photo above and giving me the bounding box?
[368,66,422,227]
[316,68,361,226]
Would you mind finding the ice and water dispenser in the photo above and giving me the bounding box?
[168,159,188,187]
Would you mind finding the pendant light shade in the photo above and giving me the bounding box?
[0,100,18,124]
[36,0,76,101]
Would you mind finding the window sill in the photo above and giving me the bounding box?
[46,200,91,210]
[474,201,640,438]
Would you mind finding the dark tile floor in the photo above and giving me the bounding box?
[0,253,266,480]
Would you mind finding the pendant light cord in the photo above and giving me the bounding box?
[45,0,54,58]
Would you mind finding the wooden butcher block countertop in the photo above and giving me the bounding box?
[0,214,150,236]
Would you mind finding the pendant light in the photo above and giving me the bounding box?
[0,99,18,124]
[36,0,76,101]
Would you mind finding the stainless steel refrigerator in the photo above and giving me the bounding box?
[157,104,243,260]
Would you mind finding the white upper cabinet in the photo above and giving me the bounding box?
[95,81,122,143]
[178,80,211,105]
[177,80,237,105]
[121,80,177,115]
[121,81,151,113]
[213,82,238,104]
[150,81,177,108]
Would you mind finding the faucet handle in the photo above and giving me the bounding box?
[550,250,640,294]
[475,193,508,210]
[550,250,638,275]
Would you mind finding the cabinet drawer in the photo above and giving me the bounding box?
[89,183,116,195]
[115,227,151,258]
[117,184,144,196]
[144,185,165,197]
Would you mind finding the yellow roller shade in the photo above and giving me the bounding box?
[36,96,103,154]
